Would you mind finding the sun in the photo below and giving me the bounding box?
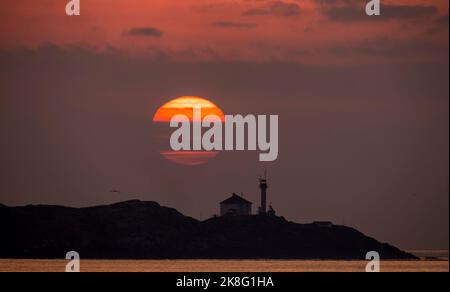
[153,96,224,122]
[152,96,224,166]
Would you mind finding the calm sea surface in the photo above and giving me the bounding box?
[0,259,448,272]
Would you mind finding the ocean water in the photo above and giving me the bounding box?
[0,259,448,272]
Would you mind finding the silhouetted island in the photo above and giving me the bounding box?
[0,200,418,260]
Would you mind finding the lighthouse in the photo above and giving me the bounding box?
[258,172,268,215]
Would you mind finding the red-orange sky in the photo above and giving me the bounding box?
[0,0,448,64]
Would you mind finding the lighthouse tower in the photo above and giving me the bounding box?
[258,172,268,215]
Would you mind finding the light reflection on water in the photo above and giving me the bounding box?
[0,259,448,272]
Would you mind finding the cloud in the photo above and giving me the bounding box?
[320,2,439,22]
[380,4,438,20]
[124,27,164,37]
[211,21,258,29]
[436,14,450,27]
[315,0,358,4]
[243,1,301,17]
[329,36,449,59]
[427,14,449,34]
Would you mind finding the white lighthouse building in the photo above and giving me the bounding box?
[219,172,275,217]
[220,193,252,216]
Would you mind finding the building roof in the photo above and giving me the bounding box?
[220,193,252,205]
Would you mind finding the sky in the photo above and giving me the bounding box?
[0,0,448,250]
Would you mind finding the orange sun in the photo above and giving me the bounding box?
[153,96,224,122]
[152,96,224,166]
